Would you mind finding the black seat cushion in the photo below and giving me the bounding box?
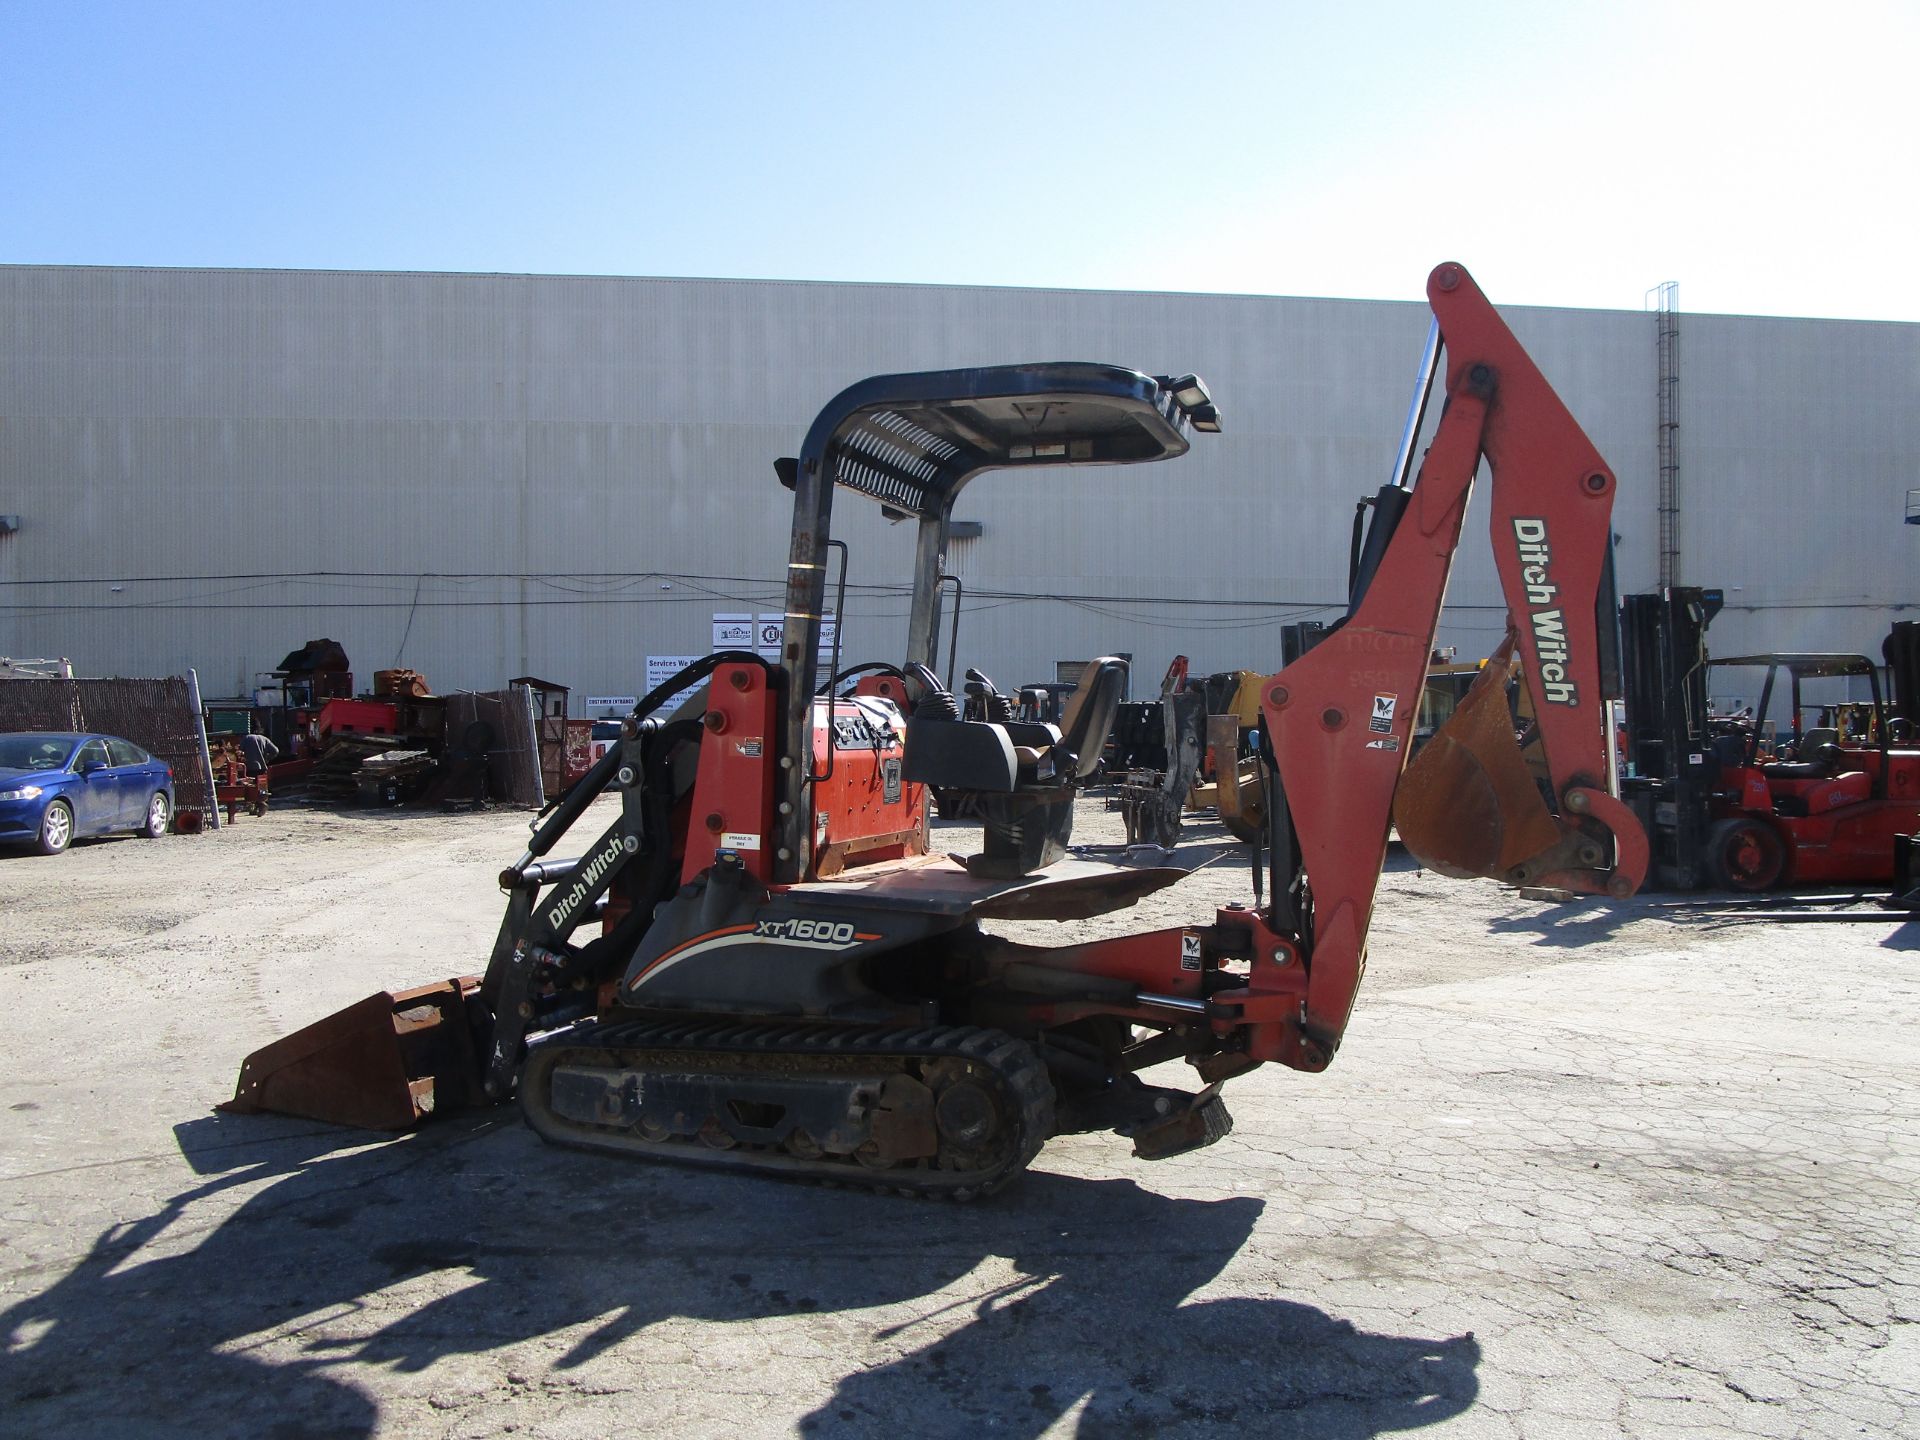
[903,718,1018,792]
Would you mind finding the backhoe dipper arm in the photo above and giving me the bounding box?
[1240,262,1647,1072]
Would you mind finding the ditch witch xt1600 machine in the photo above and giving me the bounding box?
[226,264,1647,1199]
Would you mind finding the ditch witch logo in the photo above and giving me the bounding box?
[1512,517,1578,705]
[546,833,627,929]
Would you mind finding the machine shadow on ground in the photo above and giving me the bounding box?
[4,1114,1480,1439]
[1484,896,1642,948]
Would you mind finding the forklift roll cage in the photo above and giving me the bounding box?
[1714,652,1895,771]
[774,362,1211,880]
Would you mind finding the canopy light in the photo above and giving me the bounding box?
[1166,374,1211,411]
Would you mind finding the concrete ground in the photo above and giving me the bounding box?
[1,796,1915,1439]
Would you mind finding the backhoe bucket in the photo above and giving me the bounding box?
[1393,650,1562,881]
[221,978,487,1131]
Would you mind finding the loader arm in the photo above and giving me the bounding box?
[1239,262,1647,1070]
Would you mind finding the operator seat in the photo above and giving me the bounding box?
[903,656,1130,876]
[1056,657,1127,780]
[1761,742,1846,781]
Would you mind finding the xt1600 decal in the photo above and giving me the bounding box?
[629,916,886,987]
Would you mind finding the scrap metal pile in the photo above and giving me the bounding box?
[203,646,569,813]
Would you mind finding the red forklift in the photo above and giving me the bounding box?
[1699,653,1920,890]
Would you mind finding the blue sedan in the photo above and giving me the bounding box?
[0,732,175,855]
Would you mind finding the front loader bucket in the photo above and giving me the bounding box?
[1393,650,1562,882]
[221,978,487,1131]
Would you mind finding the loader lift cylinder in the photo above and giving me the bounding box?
[1349,317,1441,616]
[1389,318,1442,493]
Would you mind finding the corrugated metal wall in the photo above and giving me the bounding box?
[1,264,1914,704]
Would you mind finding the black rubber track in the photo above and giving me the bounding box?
[519,1018,1056,1201]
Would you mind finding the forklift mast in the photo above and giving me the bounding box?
[1621,588,1723,778]
[1886,621,1920,728]
[1619,586,1725,889]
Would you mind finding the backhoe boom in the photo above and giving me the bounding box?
[1240,262,1647,1069]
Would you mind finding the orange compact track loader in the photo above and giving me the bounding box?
[226,264,1647,1198]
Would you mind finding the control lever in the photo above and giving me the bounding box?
[963,667,1012,723]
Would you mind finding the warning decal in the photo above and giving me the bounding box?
[1369,694,1398,734]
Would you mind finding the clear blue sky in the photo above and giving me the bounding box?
[4,1,1916,320]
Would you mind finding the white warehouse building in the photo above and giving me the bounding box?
[1,264,1915,709]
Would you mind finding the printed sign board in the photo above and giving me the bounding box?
[645,656,699,692]
[757,613,786,659]
[712,613,754,649]
[711,612,838,667]
[582,694,639,714]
